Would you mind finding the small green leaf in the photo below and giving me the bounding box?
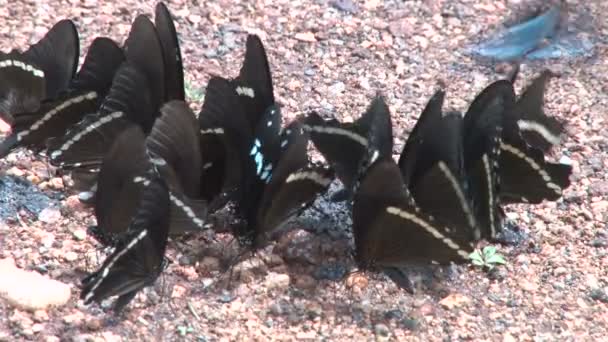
[469,251,484,263]
[185,81,205,103]
[486,254,506,265]
[471,259,485,266]
[483,246,497,259]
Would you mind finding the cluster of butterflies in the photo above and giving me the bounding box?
[0,2,572,313]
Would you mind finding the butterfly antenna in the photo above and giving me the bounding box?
[158,262,171,304]
[226,247,256,289]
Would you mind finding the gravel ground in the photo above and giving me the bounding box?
[1,0,607,341]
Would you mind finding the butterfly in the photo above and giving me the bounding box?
[0,19,78,122]
[499,71,571,204]
[91,126,152,245]
[122,14,166,110]
[398,89,481,242]
[303,96,393,201]
[237,116,334,246]
[197,77,251,204]
[0,37,125,158]
[81,175,170,313]
[145,100,208,234]
[196,35,275,205]
[470,75,572,206]
[460,81,514,240]
[353,155,475,293]
[92,102,208,245]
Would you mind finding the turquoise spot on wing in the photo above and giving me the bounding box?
[255,153,263,174]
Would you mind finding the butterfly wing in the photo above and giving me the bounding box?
[396,89,478,241]
[499,141,572,204]
[237,104,282,236]
[304,97,391,198]
[0,51,46,120]
[353,158,473,268]
[24,19,79,99]
[0,91,99,157]
[255,122,334,242]
[123,15,166,108]
[47,63,155,168]
[510,70,563,152]
[154,2,185,101]
[81,176,170,313]
[198,76,252,201]
[365,96,393,159]
[146,100,202,198]
[462,81,515,240]
[303,111,367,193]
[0,38,126,156]
[398,89,446,185]
[498,74,572,205]
[93,126,150,245]
[69,37,125,96]
[235,35,274,127]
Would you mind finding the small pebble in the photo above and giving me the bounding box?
[374,323,390,337]
[72,230,87,241]
[38,207,61,224]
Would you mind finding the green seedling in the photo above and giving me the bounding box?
[177,325,195,337]
[185,81,205,103]
[469,246,506,270]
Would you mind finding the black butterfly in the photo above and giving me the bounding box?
[155,2,185,101]
[398,90,480,242]
[0,38,125,158]
[499,71,571,204]
[353,156,474,292]
[146,100,208,234]
[303,97,393,201]
[460,80,520,241]
[92,102,208,244]
[81,175,170,313]
[67,37,126,96]
[196,35,274,204]
[468,78,572,206]
[237,116,334,246]
[197,80,232,202]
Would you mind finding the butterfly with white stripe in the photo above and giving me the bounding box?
[353,157,475,292]
[81,176,170,313]
[304,96,393,202]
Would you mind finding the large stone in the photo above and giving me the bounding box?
[0,258,71,311]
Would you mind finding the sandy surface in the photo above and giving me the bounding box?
[0,0,607,340]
